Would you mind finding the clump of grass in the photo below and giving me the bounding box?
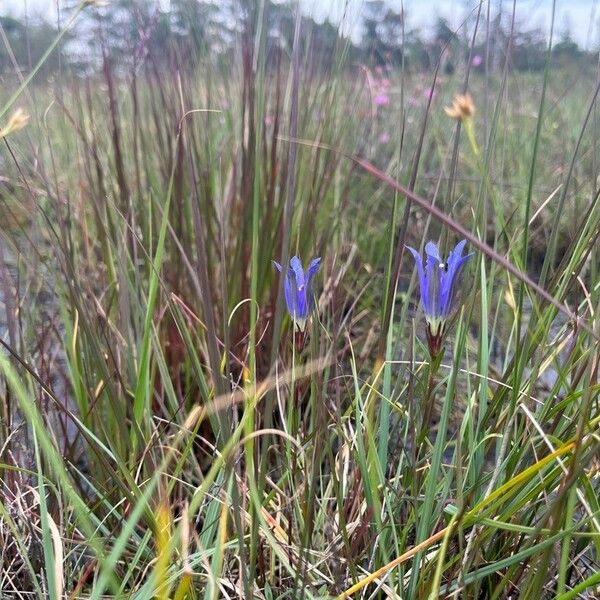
[0,1,599,598]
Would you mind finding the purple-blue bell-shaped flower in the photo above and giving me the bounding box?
[406,240,473,356]
[273,256,321,331]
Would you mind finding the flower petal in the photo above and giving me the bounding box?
[274,259,295,316]
[425,241,442,263]
[306,257,321,279]
[289,256,305,290]
[406,245,429,315]
[424,242,442,318]
[439,240,474,316]
[285,268,298,318]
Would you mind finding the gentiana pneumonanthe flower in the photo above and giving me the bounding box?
[406,240,473,356]
[273,256,321,331]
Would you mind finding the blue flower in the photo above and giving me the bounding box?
[406,240,473,353]
[273,256,321,331]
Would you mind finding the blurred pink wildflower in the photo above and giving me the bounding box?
[379,132,390,144]
[422,87,436,101]
[374,93,390,106]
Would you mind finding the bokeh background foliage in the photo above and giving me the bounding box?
[0,0,599,598]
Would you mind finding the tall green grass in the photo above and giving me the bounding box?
[0,1,599,598]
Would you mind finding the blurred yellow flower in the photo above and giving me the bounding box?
[444,93,475,121]
[0,108,30,138]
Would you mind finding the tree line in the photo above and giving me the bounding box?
[0,0,594,76]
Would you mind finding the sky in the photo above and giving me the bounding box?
[1,0,600,50]
[306,0,600,49]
